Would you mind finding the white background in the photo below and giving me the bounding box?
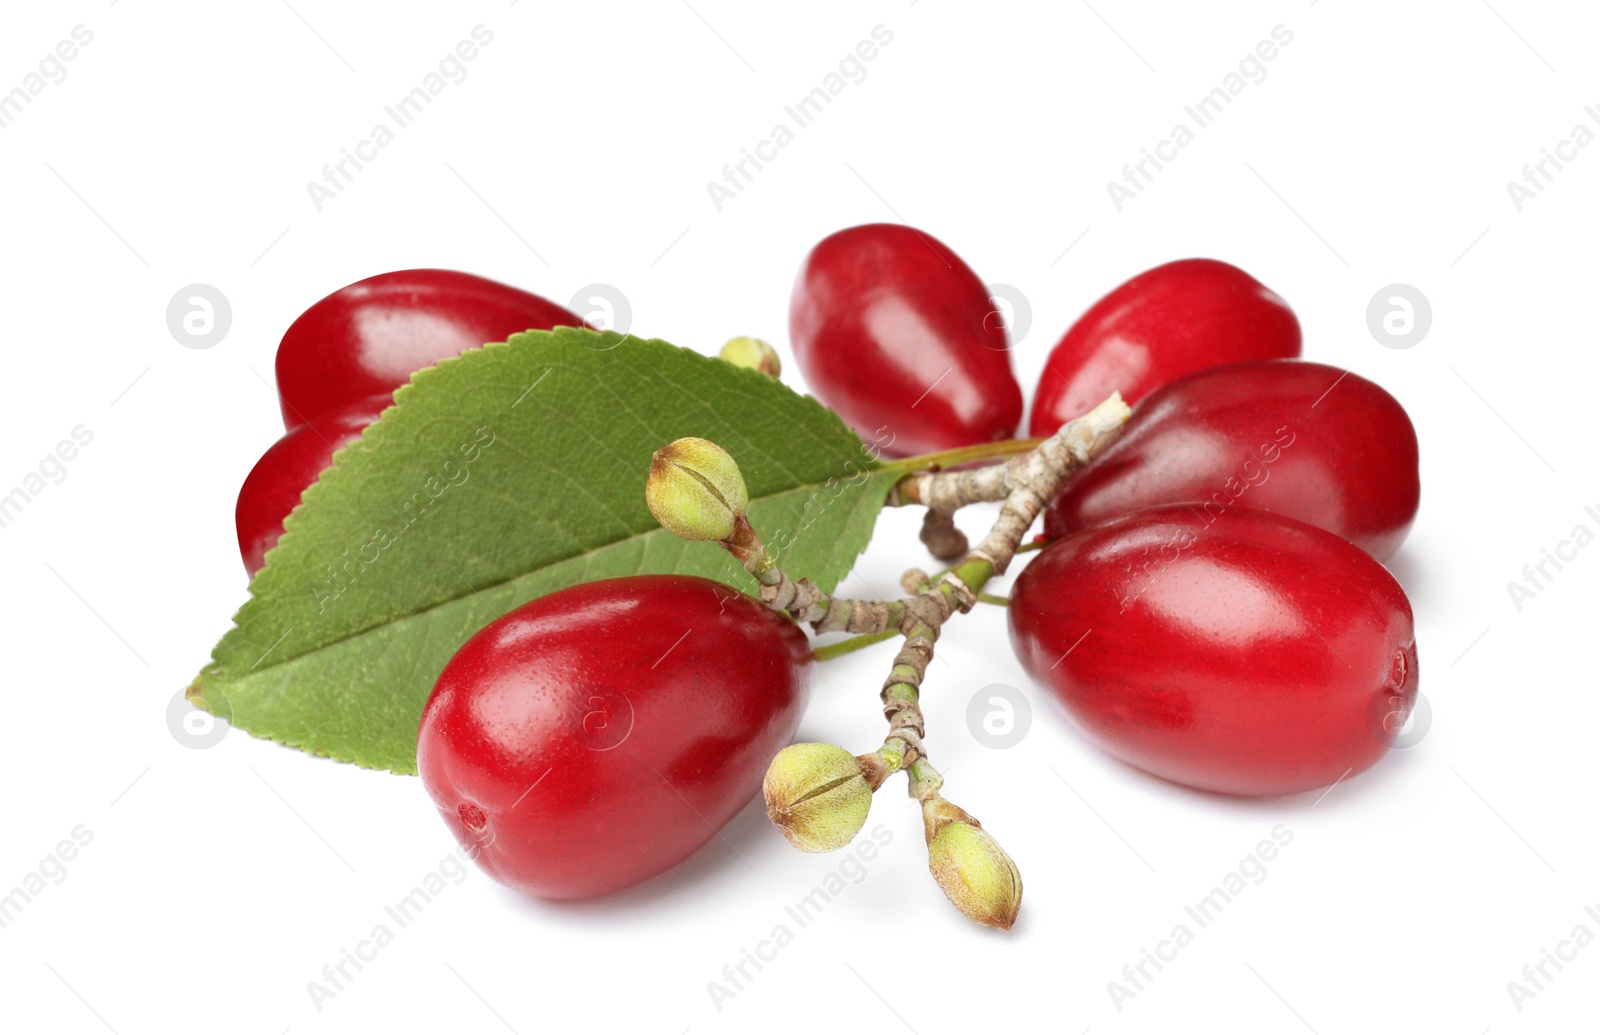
[1,1,1595,1032]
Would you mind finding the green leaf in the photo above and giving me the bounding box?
[189,328,896,774]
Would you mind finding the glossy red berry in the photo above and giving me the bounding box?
[1030,258,1301,435]
[1010,506,1418,796]
[275,269,583,429]
[234,394,390,576]
[417,575,812,900]
[789,223,1023,458]
[1044,360,1420,559]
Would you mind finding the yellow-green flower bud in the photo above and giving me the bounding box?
[923,796,1023,931]
[763,743,873,852]
[645,437,748,542]
[719,336,781,378]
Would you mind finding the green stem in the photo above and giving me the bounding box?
[950,558,996,596]
[883,437,1045,474]
[914,552,998,597]
[811,629,900,662]
[875,621,939,787]
[907,756,945,800]
[976,593,1009,607]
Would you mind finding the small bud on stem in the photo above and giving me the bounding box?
[646,437,748,542]
[923,796,1023,931]
[719,336,782,377]
[763,743,878,852]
